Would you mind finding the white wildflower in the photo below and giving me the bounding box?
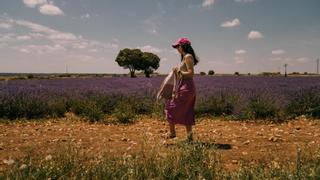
[3,159,15,165]
[45,155,52,161]
[19,164,27,170]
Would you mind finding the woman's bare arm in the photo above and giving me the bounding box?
[179,54,194,78]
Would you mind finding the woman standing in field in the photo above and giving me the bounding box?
[165,37,199,141]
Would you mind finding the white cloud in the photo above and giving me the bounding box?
[3,17,118,59]
[221,18,240,28]
[235,49,247,55]
[22,0,64,16]
[23,0,47,8]
[270,57,282,61]
[68,54,99,63]
[162,57,168,62]
[234,57,245,64]
[29,32,45,38]
[150,29,158,35]
[17,35,32,40]
[283,58,293,63]
[79,55,94,62]
[207,60,230,66]
[202,0,215,8]
[0,33,15,42]
[112,38,119,43]
[0,23,12,29]
[72,42,89,49]
[111,43,119,49]
[234,0,255,3]
[19,48,30,53]
[13,19,56,34]
[89,49,98,52]
[296,57,309,63]
[248,31,263,39]
[0,42,7,48]
[169,49,179,55]
[9,19,77,42]
[80,13,91,19]
[16,44,66,54]
[1,16,125,73]
[269,57,310,64]
[39,4,64,16]
[138,45,163,53]
[143,16,161,35]
[272,49,285,55]
[48,32,77,41]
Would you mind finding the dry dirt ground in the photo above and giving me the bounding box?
[0,114,319,173]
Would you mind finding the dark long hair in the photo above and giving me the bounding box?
[180,43,199,65]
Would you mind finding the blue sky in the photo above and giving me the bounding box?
[0,0,320,74]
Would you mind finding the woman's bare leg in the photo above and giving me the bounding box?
[169,123,176,138]
[186,125,193,141]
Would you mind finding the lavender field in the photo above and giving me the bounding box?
[1,75,320,121]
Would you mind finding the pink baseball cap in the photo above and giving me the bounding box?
[172,37,191,48]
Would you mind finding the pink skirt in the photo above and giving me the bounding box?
[164,78,196,126]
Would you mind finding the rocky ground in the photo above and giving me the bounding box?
[0,114,319,172]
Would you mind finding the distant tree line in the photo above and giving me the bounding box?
[199,70,215,76]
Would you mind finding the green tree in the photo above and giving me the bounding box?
[141,52,160,78]
[200,72,206,76]
[208,70,215,75]
[115,48,143,78]
[115,49,160,78]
